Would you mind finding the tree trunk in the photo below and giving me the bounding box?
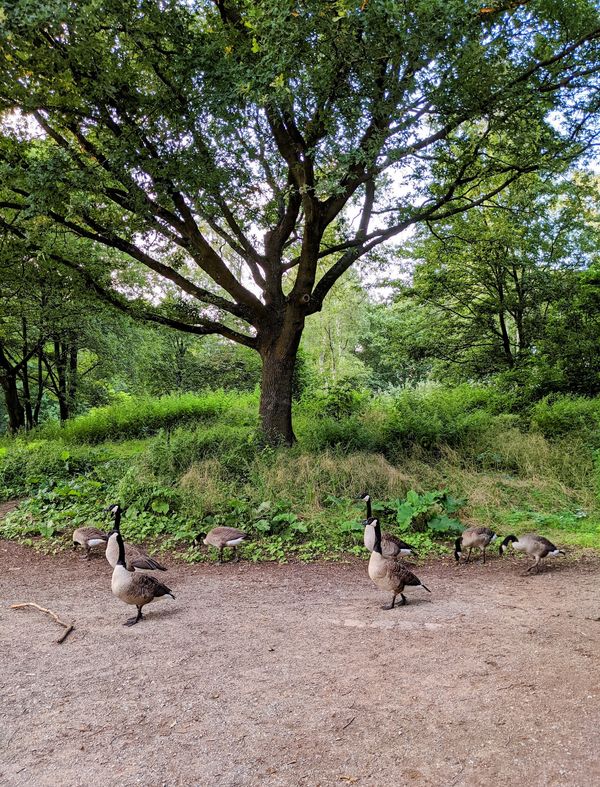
[258,326,303,446]
[68,343,78,415]
[2,374,25,434]
[54,338,70,422]
[33,350,44,426]
[21,368,33,430]
[21,318,34,430]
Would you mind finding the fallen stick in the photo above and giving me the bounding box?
[11,602,75,643]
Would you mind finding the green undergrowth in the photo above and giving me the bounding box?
[35,390,259,444]
[1,387,599,560]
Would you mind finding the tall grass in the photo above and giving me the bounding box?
[37,390,259,444]
[1,387,599,557]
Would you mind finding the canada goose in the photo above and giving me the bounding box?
[105,504,167,572]
[195,526,248,563]
[356,493,418,557]
[454,526,497,564]
[72,527,108,560]
[499,533,565,573]
[365,517,430,609]
[111,531,174,626]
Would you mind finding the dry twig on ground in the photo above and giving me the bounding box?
[11,602,75,643]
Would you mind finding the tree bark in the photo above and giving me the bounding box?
[20,318,34,430]
[33,350,44,426]
[53,337,70,422]
[68,342,78,415]
[2,373,25,434]
[258,319,303,446]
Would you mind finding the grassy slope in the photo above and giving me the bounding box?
[0,389,598,559]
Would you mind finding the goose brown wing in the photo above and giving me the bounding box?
[533,535,558,554]
[136,573,174,599]
[389,559,423,587]
[76,527,109,542]
[126,545,167,571]
[382,533,417,553]
[471,526,494,537]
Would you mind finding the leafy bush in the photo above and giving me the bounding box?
[141,424,258,478]
[1,387,599,558]
[0,440,115,496]
[375,489,465,536]
[530,395,600,443]
[37,390,258,444]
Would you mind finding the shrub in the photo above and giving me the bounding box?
[530,395,600,443]
[37,390,258,444]
[0,440,113,495]
[141,424,258,479]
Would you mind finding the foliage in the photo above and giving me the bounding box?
[396,174,600,392]
[390,489,465,535]
[38,390,258,444]
[530,395,600,444]
[1,0,599,442]
[1,387,598,559]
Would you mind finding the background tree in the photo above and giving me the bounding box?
[0,236,138,430]
[1,0,599,442]
[390,173,600,390]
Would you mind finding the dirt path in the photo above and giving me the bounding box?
[0,541,599,787]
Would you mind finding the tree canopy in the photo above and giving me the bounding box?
[1,0,599,440]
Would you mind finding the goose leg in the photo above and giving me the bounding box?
[124,606,144,627]
[466,547,472,563]
[382,594,396,610]
[233,546,240,563]
[527,557,540,574]
[399,593,407,606]
[482,546,486,565]
[218,547,224,564]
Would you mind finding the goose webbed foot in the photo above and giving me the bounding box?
[381,595,397,610]
[124,608,144,626]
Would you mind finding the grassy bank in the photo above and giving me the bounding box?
[1,387,598,560]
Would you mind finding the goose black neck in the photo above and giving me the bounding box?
[116,532,126,566]
[373,519,382,555]
[454,536,463,562]
[113,507,121,532]
[500,535,517,548]
[365,498,372,518]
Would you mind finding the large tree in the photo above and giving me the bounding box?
[406,173,600,378]
[0,0,599,442]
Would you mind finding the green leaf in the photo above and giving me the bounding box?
[428,515,463,535]
[151,500,170,514]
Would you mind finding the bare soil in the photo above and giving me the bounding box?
[1,539,599,787]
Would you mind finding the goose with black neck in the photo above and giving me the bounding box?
[111,531,175,627]
[365,517,430,610]
[105,504,167,572]
[499,533,565,573]
[356,493,418,558]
